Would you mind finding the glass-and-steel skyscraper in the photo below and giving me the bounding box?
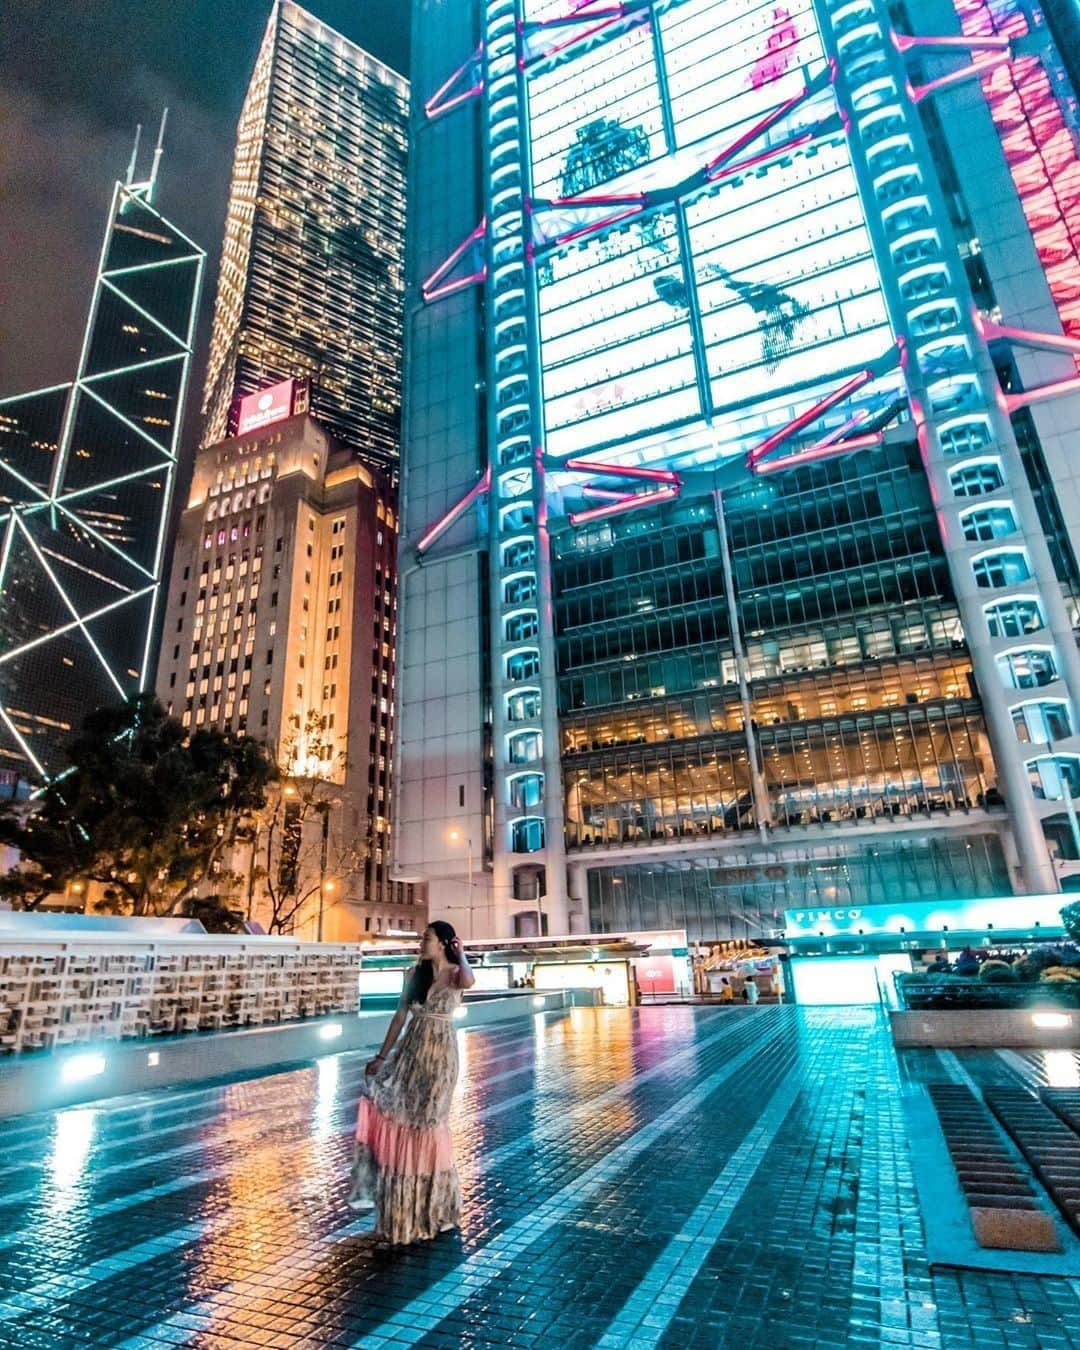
[0,153,204,784]
[396,0,1080,942]
[201,1,408,475]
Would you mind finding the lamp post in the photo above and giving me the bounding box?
[449,829,473,935]
[316,800,331,943]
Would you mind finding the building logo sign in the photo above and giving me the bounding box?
[233,378,304,436]
[782,895,1066,939]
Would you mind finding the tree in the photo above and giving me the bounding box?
[1062,900,1080,944]
[0,695,276,916]
[246,710,369,935]
[560,117,650,197]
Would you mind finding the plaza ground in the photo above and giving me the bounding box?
[1,1005,1079,1347]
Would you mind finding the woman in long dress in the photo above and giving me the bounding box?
[348,920,475,1244]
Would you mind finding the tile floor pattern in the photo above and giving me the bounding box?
[0,1006,1078,1347]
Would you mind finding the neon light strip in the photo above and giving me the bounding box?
[99,275,192,349]
[0,705,46,779]
[545,206,643,249]
[704,83,819,178]
[755,431,884,475]
[707,131,816,184]
[568,485,679,526]
[563,458,681,485]
[980,317,1080,356]
[580,486,636,500]
[542,190,647,209]
[911,53,1012,104]
[12,515,127,698]
[424,46,484,119]
[0,587,156,665]
[531,3,625,26]
[893,31,1010,53]
[1004,375,1080,413]
[416,466,492,554]
[51,499,156,579]
[424,271,487,303]
[0,382,72,407]
[421,220,486,302]
[746,370,875,466]
[79,382,174,458]
[524,11,633,67]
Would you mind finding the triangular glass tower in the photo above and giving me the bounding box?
[0,161,204,785]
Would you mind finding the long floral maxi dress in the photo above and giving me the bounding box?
[348,979,463,1244]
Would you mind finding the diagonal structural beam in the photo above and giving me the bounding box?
[425,45,484,120]
[893,31,1011,54]
[421,220,487,303]
[910,52,1012,103]
[522,3,640,68]
[568,485,679,527]
[892,26,1016,103]
[979,316,1080,357]
[416,466,491,555]
[1003,376,1080,413]
[562,458,681,485]
[755,430,884,476]
[747,348,901,469]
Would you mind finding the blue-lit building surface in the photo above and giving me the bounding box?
[0,159,204,784]
[395,0,1080,942]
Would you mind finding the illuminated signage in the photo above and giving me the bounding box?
[783,894,1067,939]
[233,378,304,436]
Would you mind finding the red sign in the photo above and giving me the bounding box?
[234,379,298,436]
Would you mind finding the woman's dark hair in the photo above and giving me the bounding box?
[408,920,461,1004]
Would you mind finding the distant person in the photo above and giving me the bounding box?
[718,978,733,1003]
[743,975,759,1004]
[930,952,950,974]
[349,920,475,1244]
[954,947,979,977]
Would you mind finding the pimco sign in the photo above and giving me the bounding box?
[782,895,1066,940]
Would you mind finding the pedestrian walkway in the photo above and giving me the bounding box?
[1,1005,1079,1347]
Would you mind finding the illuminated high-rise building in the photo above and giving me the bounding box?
[0,139,204,784]
[396,0,1080,942]
[201,1,408,476]
[155,398,413,940]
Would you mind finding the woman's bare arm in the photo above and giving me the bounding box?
[452,941,477,990]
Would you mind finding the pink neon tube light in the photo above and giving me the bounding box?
[568,486,679,526]
[563,458,681,485]
[747,369,874,466]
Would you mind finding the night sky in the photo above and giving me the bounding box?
[0,0,410,399]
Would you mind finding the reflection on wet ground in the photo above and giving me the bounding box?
[1,1005,1079,1347]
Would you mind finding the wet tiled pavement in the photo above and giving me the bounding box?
[1,1005,1079,1347]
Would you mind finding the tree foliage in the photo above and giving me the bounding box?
[247,710,369,935]
[0,695,276,917]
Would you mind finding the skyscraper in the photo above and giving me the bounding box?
[155,403,412,940]
[201,1,409,476]
[396,0,1080,942]
[0,143,204,784]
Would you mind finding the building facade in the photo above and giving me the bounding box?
[396,0,1080,943]
[155,408,414,941]
[0,162,203,784]
[201,1,409,476]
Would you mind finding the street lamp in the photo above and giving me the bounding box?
[315,800,331,942]
[448,828,473,934]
